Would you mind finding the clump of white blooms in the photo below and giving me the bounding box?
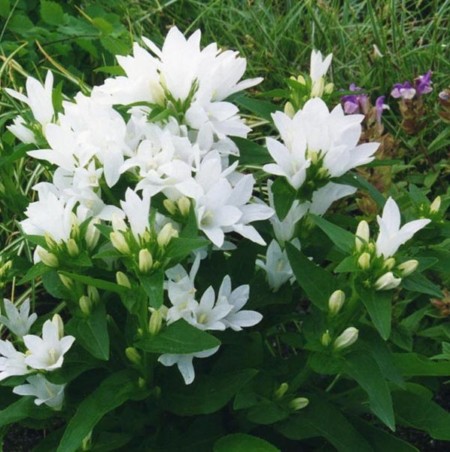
[0,305,73,410]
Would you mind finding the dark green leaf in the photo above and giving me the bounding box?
[233,137,271,165]
[334,256,358,273]
[310,214,354,254]
[60,272,127,295]
[393,353,450,376]
[163,369,257,416]
[0,398,35,428]
[277,394,373,451]
[286,243,334,310]
[137,319,220,354]
[214,433,280,452]
[166,237,208,261]
[18,262,50,284]
[270,178,297,220]
[138,270,164,309]
[234,95,278,121]
[57,371,137,452]
[73,304,110,360]
[344,351,395,430]
[40,0,64,26]
[357,286,392,340]
[401,273,443,298]
[393,390,450,440]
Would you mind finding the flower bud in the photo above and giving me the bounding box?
[397,259,419,277]
[37,247,59,268]
[328,290,345,315]
[58,273,73,290]
[274,382,289,400]
[357,252,371,270]
[71,218,80,240]
[138,249,153,273]
[311,77,325,98]
[321,330,332,346]
[66,238,79,257]
[374,272,402,291]
[87,286,100,304]
[296,75,306,85]
[111,213,127,232]
[0,260,12,278]
[333,327,359,350]
[355,220,370,251]
[116,271,131,288]
[284,101,296,118]
[157,223,178,248]
[85,219,101,250]
[52,314,64,338]
[125,347,141,365]
[324,82,334,94]
[44,233,58,250]
[163,199,177,215]
[177,197,191,216]
[79,295,92,315]
[148,306,167,336]
[383,257,396,271]
[430,196,441,213]
[110,232,130,254]
[289,397,309,411]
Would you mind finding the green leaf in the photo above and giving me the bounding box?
[393,353,450,376]
[0,398,35,428]
[351,418,418,452]
[357,286,392,340]
[60,272,127,295]
[165,237,208,261]
[310,214,354,254]
[401,273,443,298]
[40,0,64,26]
[18,262,51,284]
[234,95,278,121]
[57,371,137,452]
[270,178,297,220]
[162,369,257,416]
[286,243,334,310]
[233,137,271,166]
[393,390,450,440]
[138,269,164,309]
[334,256,358,273]
[214,433,280,452]
[0,0,10,18]
[277,394,373,451]
[72,304,110,361]
[340,173,385,208]
[137,319,220,354]
[344,351,395,430]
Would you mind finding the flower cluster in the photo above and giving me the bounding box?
[354,197,430,290]
[391,71,433,100]
[0,299,74,409]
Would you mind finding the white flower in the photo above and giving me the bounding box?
[256,239,300,291]
[0,340,30,381]
[216,276,262,331]
[120,188,151,241]
[13,374,65,410]
[158,346,220,385]
[5,70,54,126]
[0,298,37,338]
[333,327,358,350]
[310,50,332,85]
[309,182,357,215]
[7,116,36,144]
[375,197,431,258]
[23,319,75,371]
[374,272,402,291]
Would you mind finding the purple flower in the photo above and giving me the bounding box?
[391,81,416,100]
[341,84,369,115]
[415,70,432,96]
[375,96,388,125]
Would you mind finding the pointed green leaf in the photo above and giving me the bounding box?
[357,286,392,340]
[286,243,334,310]
[138,269,164,309]
[310,214,354,254]
[60,272,127,295]
[166,237,208,261]
[233,137,271,165]
[345,351,395,430]
[57,371,136,452]
[214,433,280,452]
[401,273,443,298]
[271,178,297,220]
[137,319,220,354]
[393,353,450,376]
[0,398,35,428]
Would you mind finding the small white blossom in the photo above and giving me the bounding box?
[375,197,430,258]
[0,340,30,381]
[0,298,37,338]
[23,319,75,371]
[13,374,65,410]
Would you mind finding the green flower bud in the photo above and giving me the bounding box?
[52,314,64,338]
[157,223,178,248]
[139,249,153,273]
[374,272,402,291]
[177,197,191,216]
[87,286,99,304]
[284,101,296,118]
[125,347,141,365]
[289,397,309,411]
[85,219,101,250]
[355,220,370,251]
[333,327,359,350]
[37,247,59,268]
[79,295,92,315]
[163,199,177,215]
[397,259,419,277]
[357,252,371,270]
[383,257,396,271]
[430,196,441,213]
[58,273,73,290]
[321,330,332,346]
[116,271,131,288]
[110,232,130,254]
[274,382,289,400]
[328,290,345,315]
[66,238,79,257]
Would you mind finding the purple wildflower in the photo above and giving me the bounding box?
[375,96,388,125]
[391,81,416,100]
[341,84,369,115]
[414,70,433,96]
